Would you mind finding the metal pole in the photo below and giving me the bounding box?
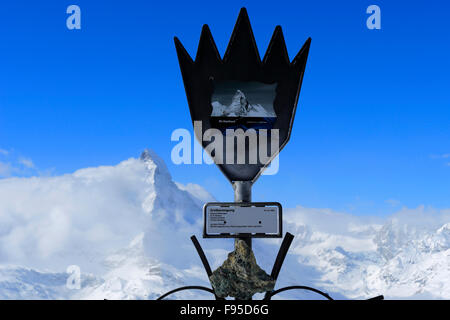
[232,181,252,249]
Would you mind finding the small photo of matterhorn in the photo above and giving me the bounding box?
[211,81,277,118]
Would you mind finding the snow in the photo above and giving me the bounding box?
[211,90,276,117]
[0,150,449,299]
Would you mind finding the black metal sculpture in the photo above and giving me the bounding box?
[156,7,384,301]
[174,7,310,183]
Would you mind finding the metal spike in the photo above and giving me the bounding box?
[263,26,290,67]
[174,37,194,65]
[195,24,222,64]
[291,37,311,68]
[223,7,261,67]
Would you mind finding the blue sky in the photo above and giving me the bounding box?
[0,1,449,215]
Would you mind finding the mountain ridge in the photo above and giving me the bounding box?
[0,150,449,299]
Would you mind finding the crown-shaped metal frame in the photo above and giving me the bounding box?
[175,7,311,184]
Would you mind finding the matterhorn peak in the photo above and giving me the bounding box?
[139,149,171,179]
[232,89,248,105]
[138,149,200,223]
[140,148,160,163]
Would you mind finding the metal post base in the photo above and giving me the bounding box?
[156,233,384,301]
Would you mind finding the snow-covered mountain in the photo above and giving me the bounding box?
[211,90,276,117]
[0,149,216,299]
[0,150,449,299]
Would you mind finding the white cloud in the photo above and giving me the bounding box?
[385,199,401,207]
[18,157,34,169]
[0,159,146,269]
[175,182,216,203]
[0,162,12,177]
[0,155,204,273]
[0,151,39,177]
[431,153,450,159]
[430,154,450,168]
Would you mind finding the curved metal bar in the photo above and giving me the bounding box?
[190,235,224,300]
[264,232,294,300]
[156,286,216,300]
[270,232,294,280]
[191,235,213,276]
[264,285,334,300]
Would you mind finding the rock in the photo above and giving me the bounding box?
[229,90,250,116]
[209,239,275,300]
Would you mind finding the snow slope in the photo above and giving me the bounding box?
[0,150,449,299]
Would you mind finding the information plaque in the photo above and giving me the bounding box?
[203,202,282,238]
